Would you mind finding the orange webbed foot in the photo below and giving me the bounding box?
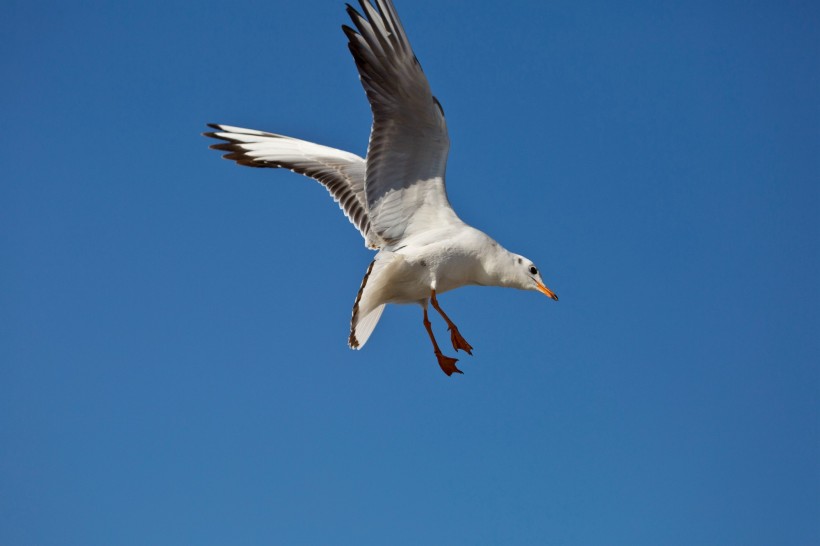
[435,352,463,376]
[448,327,474,355]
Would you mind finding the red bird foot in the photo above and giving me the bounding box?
[436,352,463,376]
[448,327,474,355]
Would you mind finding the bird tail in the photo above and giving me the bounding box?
[348,252,400,349]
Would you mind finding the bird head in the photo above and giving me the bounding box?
[510,254,559,301]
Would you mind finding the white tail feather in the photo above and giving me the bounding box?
[350,304,385,349]
[349,252,400,349]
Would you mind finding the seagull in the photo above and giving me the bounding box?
[204,0,558,375]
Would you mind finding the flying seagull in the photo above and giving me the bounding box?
[204,0,558,375]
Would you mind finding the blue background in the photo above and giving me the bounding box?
[3,0,818,544]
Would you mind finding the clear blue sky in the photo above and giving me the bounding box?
[2,0,818,544]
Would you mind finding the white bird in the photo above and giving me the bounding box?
[205,0,558,375]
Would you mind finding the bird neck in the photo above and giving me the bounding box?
[478,245,518,289]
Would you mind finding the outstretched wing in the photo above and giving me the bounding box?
[204,124,382,249]
[343,0,458,245]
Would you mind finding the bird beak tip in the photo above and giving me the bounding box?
[536,282,559,301]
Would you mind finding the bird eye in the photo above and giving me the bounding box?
[529,266,538,275]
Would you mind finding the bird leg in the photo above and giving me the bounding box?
[423,306,462,376]
[430,290,474,355]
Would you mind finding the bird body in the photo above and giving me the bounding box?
[205,0,558,375]
[363,227,500,312]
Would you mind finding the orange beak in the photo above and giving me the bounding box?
[536,282,559,301]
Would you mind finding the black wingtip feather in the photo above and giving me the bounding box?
[341,24,358,39]
[209,143,235,151]
[346,2,365,19]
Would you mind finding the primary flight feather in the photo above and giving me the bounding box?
[205,0,558,375]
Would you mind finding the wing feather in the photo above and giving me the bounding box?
[204,123,382,249]
[344,0,458,245]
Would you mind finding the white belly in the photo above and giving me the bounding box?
[379,243,481,304]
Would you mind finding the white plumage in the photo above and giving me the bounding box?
[205,0,558,375]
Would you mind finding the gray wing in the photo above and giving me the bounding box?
[343,0,458,245]
[204,124,382,249]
